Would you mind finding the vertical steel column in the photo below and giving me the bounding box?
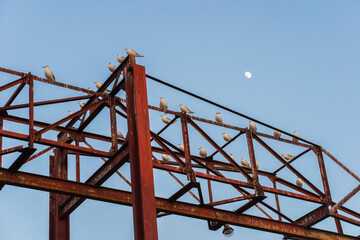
[49,149,70,240]
[315,147,343,232]
[181,114,195,181]
[0,119,2,167]
[272,178,282,221]
[109,98,118,153]
[315,147,331,200]
[125,61,158,240]
[75,141,80,182]
[246,131,264,196]
[28,74,34,148]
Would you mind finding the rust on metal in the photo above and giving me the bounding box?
[0,62,359,240]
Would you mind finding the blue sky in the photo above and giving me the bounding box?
[0,0,360,239]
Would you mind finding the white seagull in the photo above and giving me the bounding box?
[161,115,175,124]
[78,100,85,108]
[215,112,223,124]
[42,65,55,82]
[255,160,260,169]
[241,158,250,168]
[126,48,143,57]
[108,62,117,72]
[159,97,168,112]
[249,121,257,132]
[274,130,281,139]
[94,81,110,92]
[222,132,231,142]
[179,104,194,114]
[296,177,303,188]
[199,147,207,158]
[68,110,73,116]
[282,153,295,161]
[230,154,235,161]
[162,154,170,161]
[293,131,300,143]
[117,54,125,63]
[178,143,184,152]
[117,130,125,139]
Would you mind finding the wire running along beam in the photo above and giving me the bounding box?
[0,62,359,240]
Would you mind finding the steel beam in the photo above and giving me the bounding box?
[59,143,129,218]
[295,205,330,227]
[125,62,158,240]
[49,150,70,240]
[0,168,358,240]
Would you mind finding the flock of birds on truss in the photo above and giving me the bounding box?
[40,48,304,189]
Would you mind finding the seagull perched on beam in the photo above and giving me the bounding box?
[126,48,143,57]
[282,153,295,161]
[117,54,125,63]
[42,65,55,82]
[222,132,231,142]
[241,158,250,168]
[161,115,175,124]
[162,154,170,161]
[274,130,281,139]
[94,81,110,93]
[179,104,194,114]
[117,130,125,139]
[199,147,207,158]
[215,112,223,124]
[296,177,303,188]
[293,131,300,143]
[159,97,168,112]
[78,101,85,108]
[249,121,257,132]
[108,62,117,72]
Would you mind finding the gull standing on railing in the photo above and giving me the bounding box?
[249,121,257,132]
[117,54,125,63]
[222,132,231,141]
[78,101,85,108]
[126,48,144,57]
[159,97,168,112]
[94,81,110,92]
[108,62,117,72]
[199,147,207,158]
[274,130,281,139]
[215,112,223,123]
[179,104,194,114]
[161,115,174,124]
[42,65,55,82]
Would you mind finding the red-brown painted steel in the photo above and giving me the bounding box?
[125,62,158,240]
[109,99,118,153]
[49,151,70,240]
[315,147,332,201]
[0,129,110,157]
[0,119,2,167]
[180,114,194,181]
[253,134,325,197]
[0,167,357,240]
[75,142,80,182]
[0,65,359,239]
[246,131,264,196]
[59,143,129,218]
[295,205,330,227]
[28,74,34,148]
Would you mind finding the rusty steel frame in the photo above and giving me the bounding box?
[0,59,359,240]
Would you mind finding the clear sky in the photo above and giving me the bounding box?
[0,0,360,239]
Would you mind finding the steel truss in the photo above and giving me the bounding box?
[0,57,359,240]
